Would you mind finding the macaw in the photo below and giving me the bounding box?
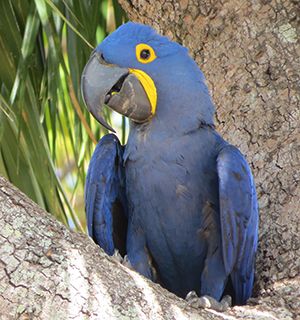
[82,22,259,308]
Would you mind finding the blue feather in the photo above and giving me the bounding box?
[85,134,127,256]
[84,22,259,305]
[217,145,259,304]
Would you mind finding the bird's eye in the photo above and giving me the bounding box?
[140,49,150,60]
[136,43,157,64]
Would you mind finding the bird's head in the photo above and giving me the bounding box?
[81,22,215,133]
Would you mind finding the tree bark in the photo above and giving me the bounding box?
[0,176,299,319]
[118,0,300,314]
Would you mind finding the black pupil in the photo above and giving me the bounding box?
[140,49,150,60]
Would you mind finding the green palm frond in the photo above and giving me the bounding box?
[0,0,127,231]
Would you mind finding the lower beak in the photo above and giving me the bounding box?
[81,52,154,132]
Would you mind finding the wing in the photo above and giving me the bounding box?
[85,133,127,256]
[217,145,258,305]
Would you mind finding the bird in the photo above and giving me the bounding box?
[81,22,259,309]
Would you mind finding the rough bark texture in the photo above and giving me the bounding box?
[0,176,299,319]
[118,0,300,314]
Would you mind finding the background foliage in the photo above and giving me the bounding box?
[0,0,126,231]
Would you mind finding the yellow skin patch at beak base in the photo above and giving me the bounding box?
[129,68,157,116]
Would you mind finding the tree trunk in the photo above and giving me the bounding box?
[0,177,299,319]
[118,0,300,312]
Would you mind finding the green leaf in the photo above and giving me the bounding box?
[0,0,125,233]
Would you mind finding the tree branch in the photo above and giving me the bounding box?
[0,176,298,319]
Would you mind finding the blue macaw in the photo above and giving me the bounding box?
[82,22,259,307]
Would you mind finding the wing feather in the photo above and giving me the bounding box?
[85,134,127,256]
[217,145,258,304]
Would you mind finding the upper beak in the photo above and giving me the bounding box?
[81,52,154,132]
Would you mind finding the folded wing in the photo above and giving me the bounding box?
[85,134,127,256]
[217,145,258,304]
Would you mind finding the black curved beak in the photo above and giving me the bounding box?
[81,52,153,132]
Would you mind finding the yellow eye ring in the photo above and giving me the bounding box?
[136,43,157,64]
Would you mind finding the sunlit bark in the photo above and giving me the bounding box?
[0,176,299,319]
